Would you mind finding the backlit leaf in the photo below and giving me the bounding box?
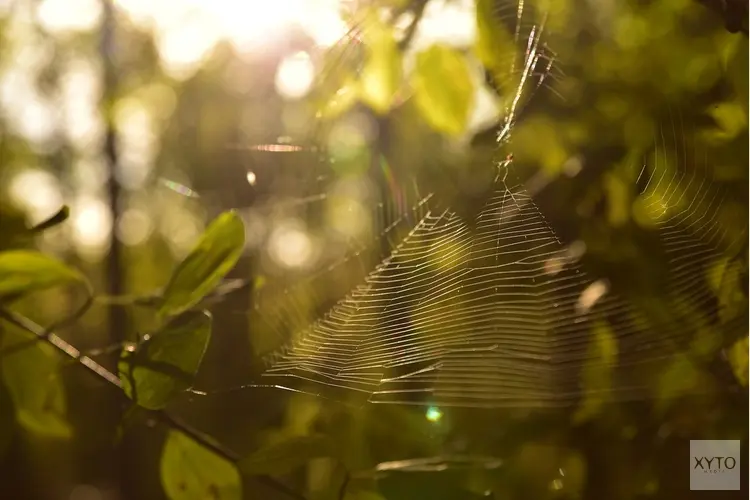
[239,434,335,475]
[1,328,72,439]
[412,45,474,136]
[0,250,88,302]
[119,311,211,410]
[573,321,618,423]
[727,336,748,387]
[474,0,516,83]
[161,430,241,500]
[159,211,245,318]
[359,11,401,114]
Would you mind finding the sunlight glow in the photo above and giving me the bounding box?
[117,208,153,246]
[410,0,476,50]
[116,0,348,77]
[61,58,104,151]
[268,221,315,269]
[37,0,102,34]
[156,13,222,79]
[8,169,64,224]
[115,98,157,189]
[0,65,57,145]
[275,52,315,100]
[72,195,112,253]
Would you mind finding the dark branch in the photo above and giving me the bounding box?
[0,307,308,500]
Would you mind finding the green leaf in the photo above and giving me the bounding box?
[727,336,748,387]
[655,354,710,412]
[0,250,88,301]
[706,258,747,323]
[159,211,245,318]
[573,321,618,423]
[474,0,516,83]
[119,311,211,410]
[1,329,72,439]
[359,11,402,114]
[161,430,242,500]
[239,434,335,475]
[378,470,487,500]
[412,45,474,136]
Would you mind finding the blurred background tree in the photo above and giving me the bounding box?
[0,1,747,499]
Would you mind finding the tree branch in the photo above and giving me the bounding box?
[0,307,308,500]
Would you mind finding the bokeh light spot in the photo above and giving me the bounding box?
[275,52,315,100]
[426,406,443,422]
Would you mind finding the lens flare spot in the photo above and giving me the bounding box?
[426,406,443,422]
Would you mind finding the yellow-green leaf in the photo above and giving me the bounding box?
[359,11,401,114]
[474,0,516,82]
[655,354,707,412]
[727,336,748,387]
[412,45,474,136]
[239,434,335,475]
[119,311,211,410]
[159,211,245,318]
[573,321,618,423]
[161,430,241,500]
[1,329,72,439]
[0,250,87,301]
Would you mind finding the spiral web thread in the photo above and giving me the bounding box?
[248,3,745,408]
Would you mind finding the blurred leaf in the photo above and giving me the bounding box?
[474,0,516,85]
[0,250,88,302]
[727,336,748,387]
[706,257,747,323]
[378,471,487,500]
[159,211,245,318]
[558,450,587,495]
[573,321,618,423]
[511,116,569,173]
[412,45,474,136]
[656,354,707,411]
[344,490,387,500]
[703,101,748,143]
[0,378,16,455]
[359,11,401,114]
[239,434,335,475]
[318,77,360,120]
[604,173,630,226]
[28,205,70,233]
[161,430,241,500]
[1,329,72,439]
[119,311,211,410]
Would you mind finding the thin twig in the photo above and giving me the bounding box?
[0,307,308,500]
[338,470,351,500]
[397,0,429,51]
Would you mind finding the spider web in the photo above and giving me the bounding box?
[231,2,746,409]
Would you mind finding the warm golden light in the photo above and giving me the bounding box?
[115,0,349,78]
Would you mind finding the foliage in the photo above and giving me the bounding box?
[0,0,747,499]
[160,430,242,500]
